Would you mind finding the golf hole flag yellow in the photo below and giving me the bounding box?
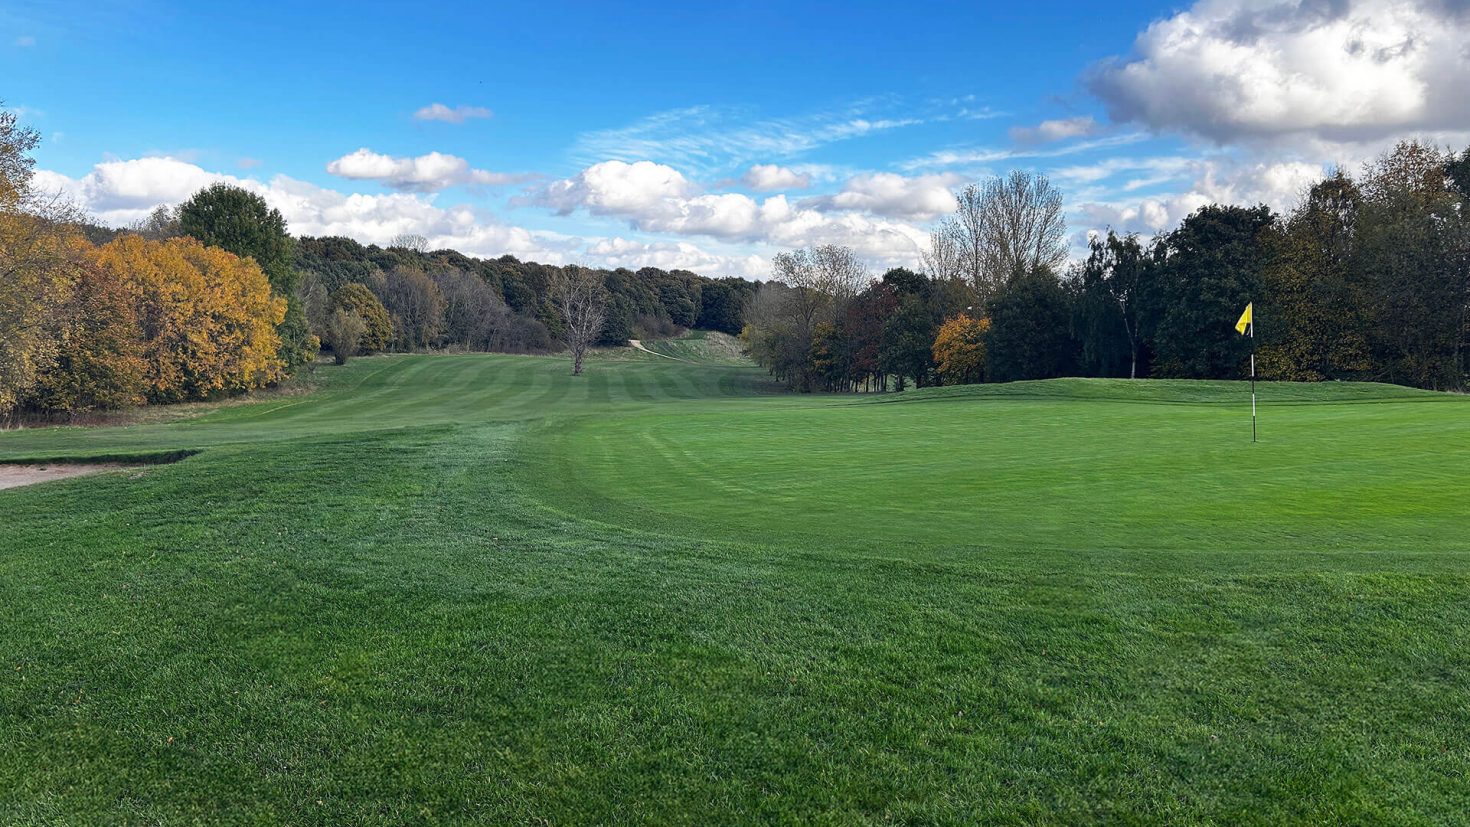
[1235,302,1253,335]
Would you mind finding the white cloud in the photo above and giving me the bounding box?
[412,103,492,123]
[742,164,811,191]
[33,155,770,278]
[804,172,960,220]
[571,104,925,175]
[901,133,1151,171]
[539,159,696,217]
[1010,116,1100,145]
[1088,0,1470,144]
[585,237,769,279]
[325,148,520,192]
[535,160,931,269]
[1069,158,1328,244]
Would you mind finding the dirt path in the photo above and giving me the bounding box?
[627,339,688,361]
[0,464,129,491]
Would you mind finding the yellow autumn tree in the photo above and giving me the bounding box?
[92,235,287,402]
[932,314,990,386]
[0,212,89,416]
[1,105,92,416]
[24,253,148,413]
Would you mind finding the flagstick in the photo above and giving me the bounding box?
[1250,319,1257,443]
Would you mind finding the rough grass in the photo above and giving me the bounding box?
[640,329,752,365]
[2,352,1468,824]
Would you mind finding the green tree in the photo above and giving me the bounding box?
[695,281,745,334]
[1147,204,1274,379]
[1356,141,1468,389]
[879,294,938,388]
[1074,231,1151,379]
[179,183,315,366]
[1258,172,1371,381]
[333,282,392,353]
[985,268,1075,382]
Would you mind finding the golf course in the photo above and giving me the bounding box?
[3,342,1469,823]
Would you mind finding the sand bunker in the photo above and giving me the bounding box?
[0,463,130,491]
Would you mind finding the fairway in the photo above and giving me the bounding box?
[3,352,1469,823]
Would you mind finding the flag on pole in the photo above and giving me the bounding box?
[1235,302,1253,335]
[1236,302,1256,442]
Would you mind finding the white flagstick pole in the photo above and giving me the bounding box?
[1250,316,1257,443]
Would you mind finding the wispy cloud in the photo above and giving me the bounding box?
[413,103,492,124]
[14,35,36,47]
[1009,116,1099,146]
[570,100,953,175]
[899,132,1151,172]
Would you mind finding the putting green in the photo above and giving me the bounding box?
[2,352,1468,823]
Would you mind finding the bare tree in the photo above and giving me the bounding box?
[389,233,429,253]
[811,243,870,305]
[951,184,991,299]
[942,172,1067,305]
[982,170,1067,280]
[131,204,182,240]
[380,266,445,350]
[550,265,608,376]
[921,222,965,283]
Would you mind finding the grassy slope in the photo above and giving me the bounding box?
[2,354,1468,824]
[640,330,753,366]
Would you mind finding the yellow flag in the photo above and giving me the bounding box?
[1235,302,1253,335]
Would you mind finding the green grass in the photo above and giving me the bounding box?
[3,352,1469,824]
[640,329,753,365]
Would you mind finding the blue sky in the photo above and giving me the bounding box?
[6,0,1469,277]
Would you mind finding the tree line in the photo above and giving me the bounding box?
[744,140,1470,393]
[0,105,761,419]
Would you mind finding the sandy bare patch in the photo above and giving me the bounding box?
[0,463,131,491]
[627,339,686,361]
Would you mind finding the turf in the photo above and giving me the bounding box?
[639,329,752,365]
[2,351,1468,824]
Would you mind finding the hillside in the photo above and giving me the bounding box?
[637,329,753,366]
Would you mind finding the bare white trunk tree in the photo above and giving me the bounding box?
[939,172,1067,306]
[550,265,608,376]
[983,170,1068,280]
[951,184,992,300]
[921,222,966,283]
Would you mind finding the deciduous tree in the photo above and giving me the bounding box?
[550,265,608,376]
[932,314,989,386]
[92,235,286,402]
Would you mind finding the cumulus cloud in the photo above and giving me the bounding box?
[585,237,769,279]
[325,148,521,192]
[742,164,811,191]
[539,159,695,217]
[804,172,959,220]
[1088,0,1470,143]
[412,103,492,123]
[32,155,770,278]
[535,160,931,268]
[1069,157,1328,243]
[1009,116,1100,145]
